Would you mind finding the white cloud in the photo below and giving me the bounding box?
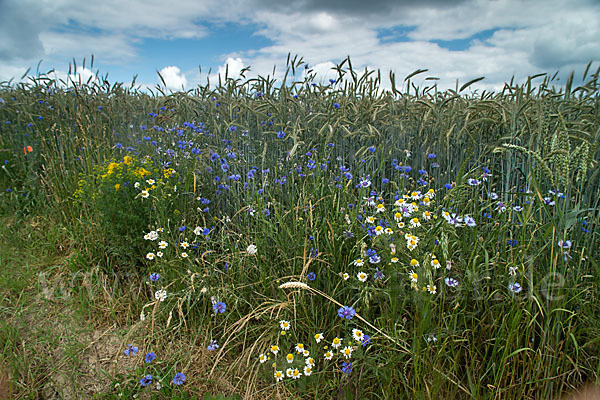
[209,0,599,92]
[0,64,31,83]
[304,61,338,83]
[204,57,247,85]
[158,66,187,91]
[1,0,598,92]
[40,32,137,63]
[67,67,97,85]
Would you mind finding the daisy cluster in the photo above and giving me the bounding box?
[259,320,371,382]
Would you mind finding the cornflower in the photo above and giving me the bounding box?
[508,282,523,293]
[140,375,153,387]
[145,352,156,363]
[338,306,355,320]
[341,362,352,374]
[124,344,138,356]
[213,301,226,314]
[172,372,186,386]
[207,340,219,351]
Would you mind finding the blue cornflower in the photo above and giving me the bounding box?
[428,153,436,159]
[341,362,352,374]
[444,183,453,190]
[358,176,371,188]
[150,272,160,282]
[277,131,286,139]
[213,301,226,314]
[124,344,138,356]
[307,272,316,281]
[382,178,389,184]
[507,239,518,247]
[329,79,336,84]
[368,146,376,153]
[140,375,153,387]
[337,306,356,320]
[361,335,371,346]
[262,208,271,217]
[558,240,572,249]
[333,102,341,109]
[172,372,186,386]
[145,352,156,363]
[508,282,522,294]
[310,247,318,258]
[207,340,219,351]
[374,268,385,280]
[444,277,459,287]
[179,226,186,232]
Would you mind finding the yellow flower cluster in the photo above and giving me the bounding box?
[74,154,176,200]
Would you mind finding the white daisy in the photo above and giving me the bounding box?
[290,368,301,379]
[274,370,284,382]
[154,289,167,301]
[341,346,354,359]
[280,320,291,330]
[352,328,365,342]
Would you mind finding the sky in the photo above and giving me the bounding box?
[0,0,599,93]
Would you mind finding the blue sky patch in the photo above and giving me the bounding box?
[376,26,417,44]
[431,29,499,51]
